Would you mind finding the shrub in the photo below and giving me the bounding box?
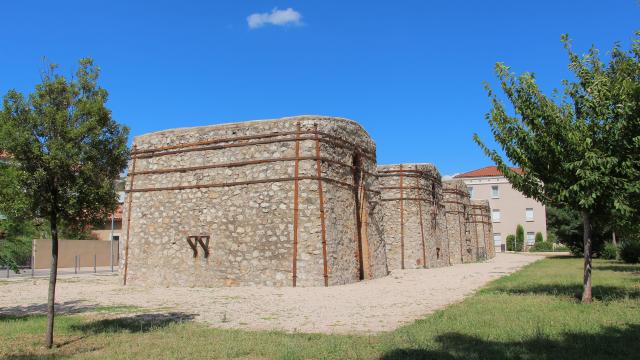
[506,235,516,251]
[515,225,524,251]
[529,241,553,252]
[0,237,32,271]
[619,239,640,264]
[600,242,618,260]
[535,232,544,243]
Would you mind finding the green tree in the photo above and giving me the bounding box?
[506,234,516,251]
[474,34,640,303]
[535,232,544,244]
[516,225,525,252]
[0,59,129,347]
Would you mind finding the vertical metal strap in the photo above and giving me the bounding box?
[457,203,464,263]
[399,165,405,270]
[443,196,452,266]
[360,181,371,279]
[481,211,487,259]
[314,124,329,286]
[123,145,137,285]
[292,122,301,287]
[415,165,427,268]
[473,207,480,260]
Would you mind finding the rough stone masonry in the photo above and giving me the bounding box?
[121,116,389,287]
[121,115,493,287]
[377,164,448,269]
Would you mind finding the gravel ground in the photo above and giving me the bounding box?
[0,253,542,334]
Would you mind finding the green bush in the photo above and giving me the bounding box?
[0,237,32,271]
[529,241,554,252]
[619,239,640,264]
[600,242,618,260]
[515,225,524,251]
[535,232,544,243]
[506,235,516,251]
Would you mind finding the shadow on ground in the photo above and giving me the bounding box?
[382,324,640,360]
[491,283,640,301]
[595,264,640,273]
[70,312,196,334]
[0,300,99,319]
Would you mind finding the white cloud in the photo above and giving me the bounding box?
[247,8,302,29]
[442,173,460,180]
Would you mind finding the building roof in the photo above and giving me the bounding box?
[454,166,522,178]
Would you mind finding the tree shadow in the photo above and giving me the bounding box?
[595,264,640,273]
[0,300,99,319]
[70,312,196,334]
[382,324,640,360]
[491,284,640,301]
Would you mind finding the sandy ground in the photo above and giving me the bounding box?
[1,253,542,334]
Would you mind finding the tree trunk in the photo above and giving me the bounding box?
[581,211,593,304]
[45,210,58,348]
[612,231,617,247]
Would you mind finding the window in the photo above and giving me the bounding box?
[526,232,535,245]
[493,233,502,246]
[492,209,501,222]
[467,186,474,198]
[526,208,534,221]
[491,185,499,198]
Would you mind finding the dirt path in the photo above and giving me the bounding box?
[0,253,542,334]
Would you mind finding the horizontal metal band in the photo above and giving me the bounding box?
[132,156,354,176]
[132,130,375,161]
[126,175,381,195]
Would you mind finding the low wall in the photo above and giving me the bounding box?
[33,239,119,269]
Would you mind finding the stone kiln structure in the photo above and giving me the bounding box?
[471,200,495,260]
[442,180,474,264]
[121,116,388,287]
[121,115,495,288]
[377,164,448,269]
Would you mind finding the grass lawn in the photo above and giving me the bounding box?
[1,256,639,359]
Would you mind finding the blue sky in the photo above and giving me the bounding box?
[1,1,638,175]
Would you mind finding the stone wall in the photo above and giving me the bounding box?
[120,116,388,287]
[472,200,495,259]
[377,164,448,269]
[442,180,473,264]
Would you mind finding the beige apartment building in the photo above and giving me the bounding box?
[455,166,547,252]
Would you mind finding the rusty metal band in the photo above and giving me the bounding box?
[380,197,432,202]
[361,179,372,279]
[442,189,469,197]
[415,166,427,269]
[481,214,487,256]
[131,156,355,176]
[292,123,301,287]
[399,164,405,270]
[379,186,434,193]
[442,200,470,206]
[133,132,375,162]
[473,208,480,257]
[376,173,439,182]
[314,124,329,287]
[125,175,358,193]
[443,205,452,266]
[468,220,493,225]
[457,208,464,263]
[132,128,376,159]
[123,145,137,286]
[353,166,365,280]
[377,169,441,182]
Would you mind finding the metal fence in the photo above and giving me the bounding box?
[2,253,117,279]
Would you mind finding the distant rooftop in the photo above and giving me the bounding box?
[454,166,522,178]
